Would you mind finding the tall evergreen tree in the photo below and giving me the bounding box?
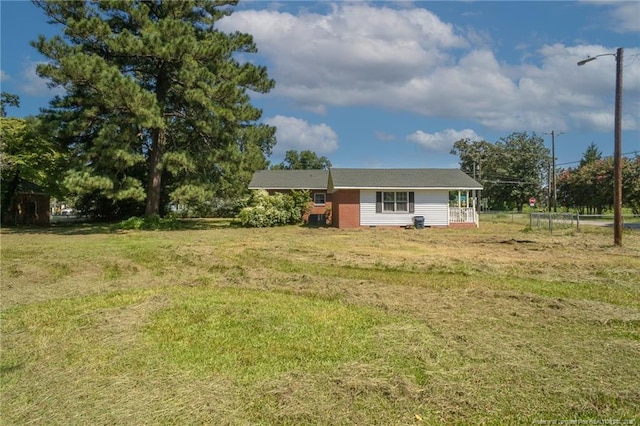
[33,0,275,217]
[579,142,602,167]
[0,92,20,117]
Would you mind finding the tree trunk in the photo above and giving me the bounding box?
[145,127,165,217]
[145,67,169,217]
[1,170,20,224]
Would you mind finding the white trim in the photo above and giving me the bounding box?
[331,186,482,191]
[249,186,327,190]
[313,192,327,206]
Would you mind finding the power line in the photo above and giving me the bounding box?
[464,151,639,184]
[481,180,535,185]
[555,150,639,167]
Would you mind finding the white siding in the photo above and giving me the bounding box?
[360,190,449,226]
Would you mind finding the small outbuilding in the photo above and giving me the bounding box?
[1,178,50,226]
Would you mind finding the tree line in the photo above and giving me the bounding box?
[451,136,640,214]
[2,1,637,222]
[556,144,640,215]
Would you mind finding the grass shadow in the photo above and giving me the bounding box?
[1,218,238,236]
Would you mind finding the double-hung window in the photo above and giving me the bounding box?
[314,192,326,206]
[383,192,396,211]
[378,191,413,213]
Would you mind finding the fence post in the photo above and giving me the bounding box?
[576,213,580,232]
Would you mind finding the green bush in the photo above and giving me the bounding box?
[239,190,311,228]
[116,214,181,230]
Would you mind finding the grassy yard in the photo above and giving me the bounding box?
[1,221,639,424]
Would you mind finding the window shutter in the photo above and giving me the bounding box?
[409,192,415,213]
[376,192,382,213]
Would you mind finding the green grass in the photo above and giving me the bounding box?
[1,221,639,424]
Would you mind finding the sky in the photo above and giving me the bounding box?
[1,0,639,170]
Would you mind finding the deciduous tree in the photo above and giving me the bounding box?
[271,150,332,170]
[558,155,640,214]
[451,133,549,211]
[0,116,66,218]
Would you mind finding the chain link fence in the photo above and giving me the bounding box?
[479,211,640,231]
[529,212,576,231]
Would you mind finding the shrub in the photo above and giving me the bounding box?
[239,190,311,228]
[116,215,181,230]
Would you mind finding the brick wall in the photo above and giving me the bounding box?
[332,189,360,228]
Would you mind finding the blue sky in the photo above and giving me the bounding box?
[1,1,639,170]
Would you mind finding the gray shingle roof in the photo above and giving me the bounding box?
[248,169,329,190]
[329,168,482,190]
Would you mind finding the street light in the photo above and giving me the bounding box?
[577,47,624,246]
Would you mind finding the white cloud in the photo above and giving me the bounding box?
[220,4,640,134]
[19,61,65,98]
[610,2,640,32]
[570,110,639,132]
[517,44,640,131]
[592,1,640,33]
[263,115,339,154]
[407,128,482,153]
[218,3,466,91]
[0,70,8,81]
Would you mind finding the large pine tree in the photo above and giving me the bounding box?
[33,0,275,217]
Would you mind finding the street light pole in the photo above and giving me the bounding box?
[577,47,624,246]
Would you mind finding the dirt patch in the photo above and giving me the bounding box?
[498,238,537,244]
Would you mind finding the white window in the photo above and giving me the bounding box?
[383,192,395,211]
[382,192,408,212]
[314,192,326,205]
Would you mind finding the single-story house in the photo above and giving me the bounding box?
[328,168,482,228]
[248,169,331,225]
[249,168,482,228]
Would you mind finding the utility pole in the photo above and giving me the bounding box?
[477,161,482,211]
[473,161,477,212]
[577,47,624,246]
[470,159,482,211]
[613,47,623,246]
[547,162,552,213]
[544,130,563,212]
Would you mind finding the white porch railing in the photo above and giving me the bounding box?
[449,207,478,225]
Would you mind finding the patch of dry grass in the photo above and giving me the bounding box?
[1,222,639,424]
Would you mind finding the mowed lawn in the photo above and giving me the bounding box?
[1,221,639,424]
